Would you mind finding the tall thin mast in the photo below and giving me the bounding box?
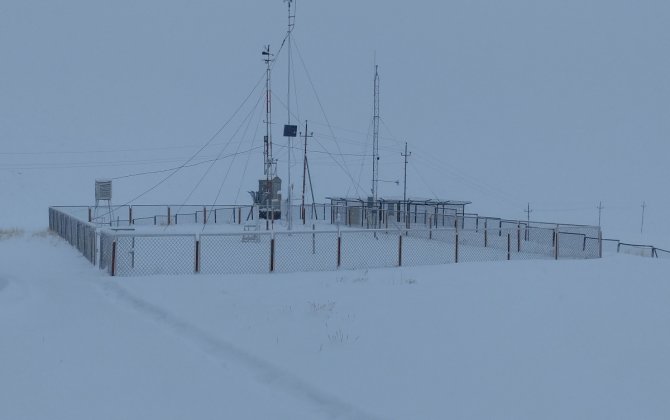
[301,120,313,224]
[372,65,380,203]
[401,142,410,204]
[286,0,296,230]
[262,45,274,179]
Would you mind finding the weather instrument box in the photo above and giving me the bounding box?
[283,124,298,137]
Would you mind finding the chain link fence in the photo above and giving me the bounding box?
[200,232,273,275]
[60,204,670,277]
[49,207,97,264]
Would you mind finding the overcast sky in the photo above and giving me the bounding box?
[1,0,668,241]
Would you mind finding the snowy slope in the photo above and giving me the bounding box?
[2,232,669,419]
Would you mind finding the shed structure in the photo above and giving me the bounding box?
[327,196,472,229]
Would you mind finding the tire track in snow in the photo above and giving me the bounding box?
[100,280,382,420]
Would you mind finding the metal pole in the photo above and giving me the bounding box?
[301,121,313,224]
[401,141,410,227]
[641,201,646,233]
[286,0,295,231]
[372,64,380,204]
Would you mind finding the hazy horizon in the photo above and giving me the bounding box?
[2,0,668,244]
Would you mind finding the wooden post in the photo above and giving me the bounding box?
[398,235,403,267]
[484,219,488,248]
[517,223,521,252]
[270,238,275,272]
[129,207,133,226]
[88,207,92,223]
[429,215,433,240]
[167,207,171,225]
[111,241,117,276]
[195,240,200,273]
[238,207,242,224]
[337,236,342,268]
[203,207,207,224]
[555,229,559,260]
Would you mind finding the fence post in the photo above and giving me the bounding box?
[270,237,275,272]
[337,235,341,268]
[517,223,521,252]
[203,207,207,224]
[195,240,201,273]
[129,207,133,226]
[507,233,511,260]
[88,207,92,223]
[429,215,433,240]
[238,207,242,224]
[554,229,559,260]
[398,235,403,267]
[111,241,117,276]
[484,219,488,247]
[167,207,171,225]
[455,233,459,263]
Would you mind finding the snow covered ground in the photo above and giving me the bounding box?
[2,1,669,418]
[2,230,669,419]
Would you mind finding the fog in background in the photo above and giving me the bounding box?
[1,0,668,245]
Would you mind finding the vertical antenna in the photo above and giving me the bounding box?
[285,0,296,230]
[401,142,410,204]
[524,203,532,240]
[262,45,274,178]
[401,142,410,227]
[372,64,380,203]
[524,203,532,225]
[261,45,276,222]
[301,120,313,224]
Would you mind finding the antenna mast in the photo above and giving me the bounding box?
[301,120,313,224]
[262,45,275,179]
[372,65,380,203]
[285,0,297,230]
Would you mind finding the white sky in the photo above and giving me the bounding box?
[1,0,668,242]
